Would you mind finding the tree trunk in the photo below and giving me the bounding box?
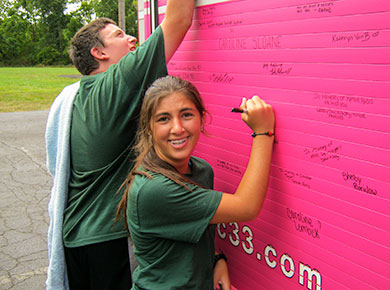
[118,0,126,32]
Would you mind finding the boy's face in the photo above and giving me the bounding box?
[98,23,137,65]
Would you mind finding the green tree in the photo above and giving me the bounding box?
[62,1,95,60]
[125,0,138,38]
[0,6,38,65]
[0,0,139,66]
[0,0,14,18]
[89,0,137,37]
[18,0,69,64]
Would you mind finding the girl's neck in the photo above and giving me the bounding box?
[173,158,191,175]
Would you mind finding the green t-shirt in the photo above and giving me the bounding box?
[128,156,223,290]
[63,26,168,247]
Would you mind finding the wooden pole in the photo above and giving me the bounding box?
[118,0,126,32]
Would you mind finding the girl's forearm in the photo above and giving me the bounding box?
[235,136,274,220]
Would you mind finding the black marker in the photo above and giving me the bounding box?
[231,108,248,114]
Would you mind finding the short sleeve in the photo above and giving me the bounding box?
[119,25,166,88]
[131,175,222,244]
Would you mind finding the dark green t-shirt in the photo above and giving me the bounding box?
[128,156,223,290]
[63,26,167,247]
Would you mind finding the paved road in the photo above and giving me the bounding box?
[0,111,50,289]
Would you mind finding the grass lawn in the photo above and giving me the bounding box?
[0,67,81,112]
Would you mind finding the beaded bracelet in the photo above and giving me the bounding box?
[251,131,274,137]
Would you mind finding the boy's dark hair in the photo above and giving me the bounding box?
[69,18,116,75]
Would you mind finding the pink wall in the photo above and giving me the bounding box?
[141,1,390,289]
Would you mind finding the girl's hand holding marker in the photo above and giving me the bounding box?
[232,95,275,138]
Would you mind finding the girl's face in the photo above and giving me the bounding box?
[151,92,204,174]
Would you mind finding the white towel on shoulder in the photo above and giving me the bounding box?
[45,81,80,290]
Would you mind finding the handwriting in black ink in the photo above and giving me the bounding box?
[216,159,242,176]
[316,108,366,121]
[263,63,292,75]
[286,208,321,239]
[278,168,312,189]
[342,171,378,196]
[304,141,342,163]
[209,73,234,83]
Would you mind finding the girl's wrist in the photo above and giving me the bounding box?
[214,251,227,268]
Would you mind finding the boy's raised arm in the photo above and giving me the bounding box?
[160,0,195,62]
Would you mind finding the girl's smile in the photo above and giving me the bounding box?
[169,136,190,148]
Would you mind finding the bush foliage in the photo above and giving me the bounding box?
[0,0,138,66]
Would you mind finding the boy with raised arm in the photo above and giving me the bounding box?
[45,1,198,289]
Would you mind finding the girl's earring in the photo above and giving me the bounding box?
[201,125,204,132]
